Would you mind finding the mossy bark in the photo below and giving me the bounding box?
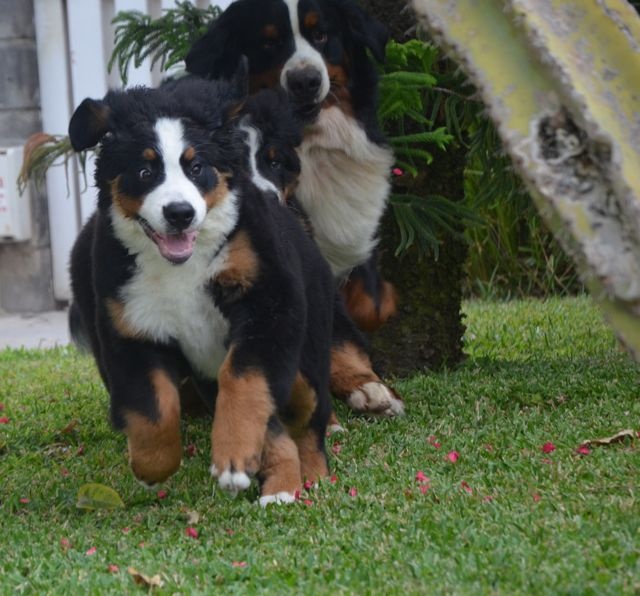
[360,0,468,375]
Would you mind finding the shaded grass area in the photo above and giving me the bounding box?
[1,297,639,593]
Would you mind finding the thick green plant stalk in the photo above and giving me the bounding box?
[413,0,640,360]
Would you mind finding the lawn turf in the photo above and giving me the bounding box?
[1,296,639,593]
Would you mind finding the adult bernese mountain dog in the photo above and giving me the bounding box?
[185,0,398,333]
[68,75,334,505]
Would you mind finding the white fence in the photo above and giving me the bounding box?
[33,0,232,301]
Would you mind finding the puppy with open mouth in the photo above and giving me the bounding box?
[68,74,334,505]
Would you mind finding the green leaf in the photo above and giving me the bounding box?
[76,483,125,510]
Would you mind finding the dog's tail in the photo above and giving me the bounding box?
[68,301,91,353]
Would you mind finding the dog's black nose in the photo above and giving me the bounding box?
[163,202,195,231]
[286,68,322,103]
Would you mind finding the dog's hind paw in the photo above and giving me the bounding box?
[345,381,405,417]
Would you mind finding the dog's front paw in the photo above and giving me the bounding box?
[210,464,253,496]
[210,449,260,496]
[346,381,405,417]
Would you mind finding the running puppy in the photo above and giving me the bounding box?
[68,75,334,504]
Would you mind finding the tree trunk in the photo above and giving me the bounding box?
[360,0,468,375]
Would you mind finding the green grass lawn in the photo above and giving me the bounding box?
[1,296,639,593]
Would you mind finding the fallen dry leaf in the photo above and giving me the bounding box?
[60,419,79,434]
[185,510,200,525]
[128,567,164,588]
[580,429,636,448]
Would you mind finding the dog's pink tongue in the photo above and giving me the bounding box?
[156,231,197,263]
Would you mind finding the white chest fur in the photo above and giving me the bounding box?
[296,106,394,277]
[112,197,238,380]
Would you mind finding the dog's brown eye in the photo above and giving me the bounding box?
[312,30,327,46]
[190,163,203,177]
[138,167,152,181]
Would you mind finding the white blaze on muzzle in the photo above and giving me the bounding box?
[281,0,330,104]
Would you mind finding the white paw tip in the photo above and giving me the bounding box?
[259,491,297,507]
[209,464,218,477]
[346,381,404,417]
[327,423,347,434]
[218,469,251,495]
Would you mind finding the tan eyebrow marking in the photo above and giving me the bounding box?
[304,12,319,28]
[182,146,196,161]
[143,148,157,161]
[263,24,279,39]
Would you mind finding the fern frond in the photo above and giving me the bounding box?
[109,1,220,85]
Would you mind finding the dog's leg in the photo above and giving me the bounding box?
[258,419,302,506]
[109,362,183,488]
[295,428,329,484]
[210,348,275,496]
[331,296,404,417]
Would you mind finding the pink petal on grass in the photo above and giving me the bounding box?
[303,480,314,490]
[460,481,473,494]
[331,442,342,455]
[419,485,429,495]
[122,527,131,534]
[428,435,441,449]
[533,493,541,503]
[303,499,314,506]
[392,167,404,176]
[329,475,338,484]
[19,498,30,504]
[232,561,248,568]
[348,487,358,498]
[60,538,71,551]
[185,443,197,458]
[0,403,5,411]
[76,445,85,456]
[157,490,167,500]
[541,442,556,454]
[85,547,97,556]
[576,445,591,455]
[185,527,199,539]
[0,417,9,424]
[108,564,119,573]
[60,468,70,478]
[446,451,459,463]
[483,495,494,503]
[415,471,430,483]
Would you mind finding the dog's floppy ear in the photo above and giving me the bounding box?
[185,4,242,79]
[68,98,111,151]
[336,0,389,63]
[220,56,250,122]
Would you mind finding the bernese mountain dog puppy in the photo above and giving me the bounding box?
[241,88,404,418]
[68,75,334,504]
[185,0,398,333]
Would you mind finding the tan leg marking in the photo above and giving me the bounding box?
[330,343,404,417]
[284,373,317,438]
[124,369,182,486]
[330,342,380,398]
[211,352,274,493]
[341,278,398,332]
[259,431,302,505]
[295,429,329,483]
